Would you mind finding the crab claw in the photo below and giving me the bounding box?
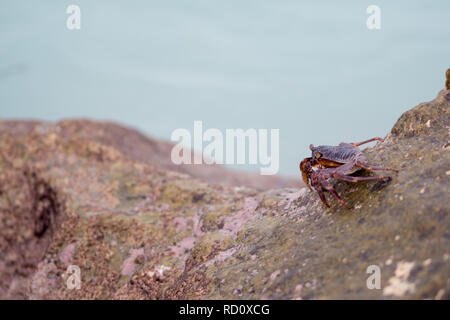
[300,158,313,190]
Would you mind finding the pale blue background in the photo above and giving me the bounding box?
[1,1,449,176]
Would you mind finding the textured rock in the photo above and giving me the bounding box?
[0,119,298,190]
[0,89,449,300]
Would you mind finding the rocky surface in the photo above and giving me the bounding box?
[0,119,298,191]
[0,89,449,300]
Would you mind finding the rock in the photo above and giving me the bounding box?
[0,89,449,300]
[0,119,298,190]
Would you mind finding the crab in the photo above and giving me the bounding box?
[300,137,398,208]
[446,68,450,90]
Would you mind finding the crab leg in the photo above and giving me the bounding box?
[351,137,383,147]
[313,185,330,208]
[317,174,350,209]
[355,160,398,173]
[332,173,391,183]
[300,158,313,190]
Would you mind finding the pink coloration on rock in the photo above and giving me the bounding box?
[168,236,196,261]
[158,203,170,211]
[270,270,281,281]
[173,213,204,237]
[169,212,206,262]
[59,243,76,267]
[121,248,144,276]
[223,197,258,236]
[280,190,304,210]
[29,261,57,299]
[204,247,238,267]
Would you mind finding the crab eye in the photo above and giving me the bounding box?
[314,151,322,159]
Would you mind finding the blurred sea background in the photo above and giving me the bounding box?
[1,0,449,176]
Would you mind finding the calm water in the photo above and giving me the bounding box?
[1,1,449,176]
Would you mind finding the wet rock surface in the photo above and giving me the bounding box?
[0,89,449,299]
